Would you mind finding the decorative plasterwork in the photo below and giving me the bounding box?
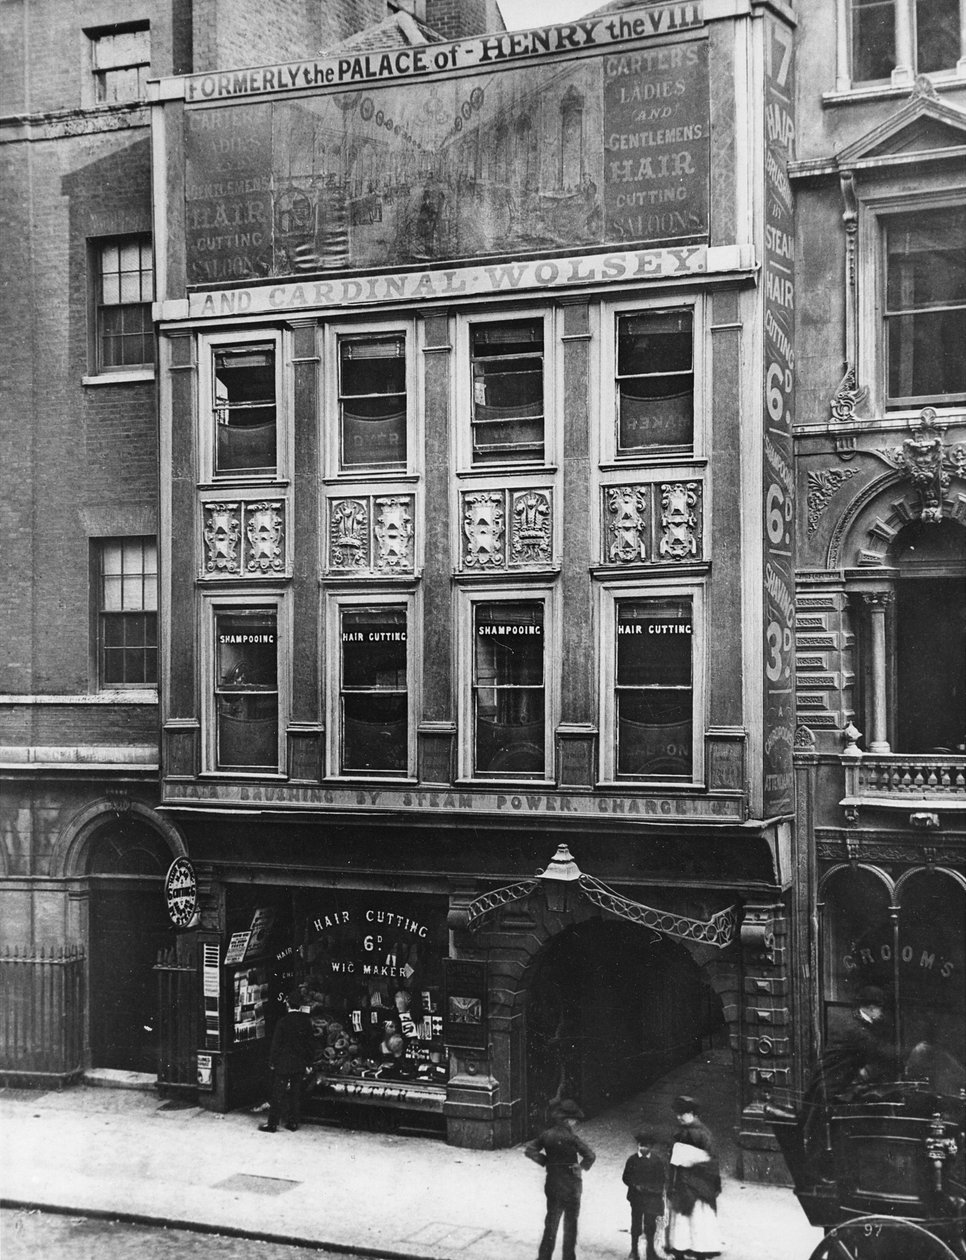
[874,408,966,523]
[203,500,284,576]
[829,364,870,427]
[601,481,702,566]
[328,493,415,574]
[807,466,860,535]
[460,487,553,571]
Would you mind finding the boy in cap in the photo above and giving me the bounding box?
[524,1098,597,1260]
[622,1127,666,1260]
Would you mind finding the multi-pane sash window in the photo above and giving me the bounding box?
[97,538,157,688]
[470,320,544,463]
[851,0,960,81]
[615,598,692,779]
[339,607,408,774]
[97,238,154,370]
[339,335,407,470]
[91,26,150,104]
[215,612,278,770]
[884,208,966,407]
[213,346,277,475]
[473,602,545,778]
[616,310,693,454]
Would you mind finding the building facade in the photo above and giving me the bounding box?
[147,0,799,1173]
[791,0,965,1092]
[0,0,500,1088]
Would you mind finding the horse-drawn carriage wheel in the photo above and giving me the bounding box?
[807,1215,960,1260]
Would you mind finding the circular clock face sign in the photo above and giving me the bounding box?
[164,857,198,928]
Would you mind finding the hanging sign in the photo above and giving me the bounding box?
[164,856,200,928]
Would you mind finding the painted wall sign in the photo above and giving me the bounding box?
[175,5,704,102]
[164,856,199,928]
[179,243,759,321]
[761,12,795,818]
[165,779,744,822]
[181,36,710,285]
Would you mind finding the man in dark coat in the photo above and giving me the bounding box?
[259,990,316,1133]
[524,1098,597,1260]
[622,1127,666,1260]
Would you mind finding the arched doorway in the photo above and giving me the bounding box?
[524,919,723,1131]
[88,823,175,1073]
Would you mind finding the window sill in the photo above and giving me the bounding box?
[822,69,966,107]
[82,369,155,386]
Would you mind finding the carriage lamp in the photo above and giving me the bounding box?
[537,843,583,914]
[925,1113,959,1195]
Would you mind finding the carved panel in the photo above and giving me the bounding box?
[462,491,505,569]
[203,500,286,576]
[203,503,242,574]
[246,501,284,573]
[510,489,552,566]
[806,467,859,536]
[328,494,415,575]
[374,496,414,571]
[659,481,700,560]
[330,498,369,569]
[605,485,648,563]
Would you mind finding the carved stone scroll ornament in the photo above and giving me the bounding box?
[330,498,369,569]
[829,364,870,425]
[806,466,859,535]
[659,482,699,560]
[511,489,552,565]
[875,407,966,523]
[463,492,505,568]
[246,502,284,573]
[606,485,648,563]
[374,496,413,571]
[203,503,241,573]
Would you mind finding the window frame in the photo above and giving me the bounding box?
[92,536,158,692]
[325,318,416,479]
[455,306,554,471]
[325,590,417,781]
[599,294,705,466]
[199,328,287,484]
[202,595,287,776]
[845,0,962,86]
[858,193,966,415]
[87,22,151,106]
[598,580,705,787]
[457,585,557,784]
[90,236,155,376]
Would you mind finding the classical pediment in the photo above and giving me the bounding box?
[836,83,966,169]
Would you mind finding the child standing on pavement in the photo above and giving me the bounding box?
[622,1127,667,1260]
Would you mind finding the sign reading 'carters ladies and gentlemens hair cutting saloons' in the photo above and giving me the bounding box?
[176,5,710,287]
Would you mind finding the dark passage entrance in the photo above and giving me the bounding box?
[88,826,174,1073]
[525,919,721,1132]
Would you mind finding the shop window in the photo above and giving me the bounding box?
[850,0,960,82]
[615,309,694,455]
[95,537,157,688]
[470,319,545,464]
[213,344,277,476]
[820,866,965,1084]
[95,237,154,372]
[89,24,150,104]
[883,207,966,408]
[614,597,693,780]
[338,333,407,471]
[338,606,409,775]
[296,892,449,1089]
[473,601,546,778]
[214,610,278,771]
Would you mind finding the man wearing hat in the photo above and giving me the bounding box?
[259,990,316,1133]
[524,1098,597,1260]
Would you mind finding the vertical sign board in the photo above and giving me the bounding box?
[761,14,795,817]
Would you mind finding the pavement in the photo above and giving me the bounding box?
[0,1046,823,1260]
